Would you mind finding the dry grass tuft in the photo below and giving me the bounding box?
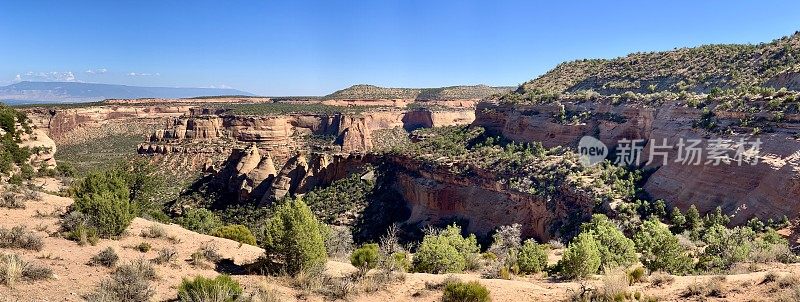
[0,225,44,251]
[90,247,119,267]
[139,225,167,238]
[0,191,25,209]
[0,253,24,287]
[684,276,727,298]
[649,271,675,287]
[249,286,283,302]
[153,247,177,265]
[598,271,629,301]
[763,271,781,284]
[779,274,800,289]
[86,259,156,302]
[0,253,52,288]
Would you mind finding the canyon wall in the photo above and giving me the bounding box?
[24,105,200,145]
[156,108,476,203]
[205,146,594,241]
[139,108,475,159]
[385,156,595,241]
[474,101,800,224]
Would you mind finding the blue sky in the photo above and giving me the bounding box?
[1,1,799,96]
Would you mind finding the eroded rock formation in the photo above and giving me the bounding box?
[474,101,800,224]
[385,155,595,241]
[140,109,475,161]
[209,145,372,204]
[23,105,201,145]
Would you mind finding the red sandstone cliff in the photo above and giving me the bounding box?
[474,101,800,224]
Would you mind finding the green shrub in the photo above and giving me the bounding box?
[117,159,163,209]
[262,198,327,276]
[177,275,243,302]
[670,207,686,230]
[442,281,491,302]
[704,206,730,227]
[209,225,256,245]
[685,205,702,230]
[90,247,119,267]
[0,152,12,175]
[56,162,77,177]
[19,164,35,180]
[136,242,152,253]
[414,235,464,274]
[0,134,31,166]
[350,243,380,270]
[697,225,754,270]
[516,239,547,274]
[750,228,796,263]
[388,251,411,272]
[8,174,22,185]
[70,170,134,238]
[627,266,647,285]
[581,214,637,269]
[177,208,223,234]
[36,166,58,177]
[559,232,601,280]
[634,219,693,274]
[413,225,480,274]
[65,221,99,246]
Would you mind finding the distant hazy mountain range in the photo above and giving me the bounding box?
[0,81,254,104]
[324,84,514,100]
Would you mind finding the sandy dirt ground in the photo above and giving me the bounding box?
[2,179,800,301]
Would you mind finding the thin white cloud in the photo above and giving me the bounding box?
[17,71,77,82]
[127,72,160,77]
[203,84,233,89]
[84,68,108,74]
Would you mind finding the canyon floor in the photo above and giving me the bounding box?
[0,178,799,301]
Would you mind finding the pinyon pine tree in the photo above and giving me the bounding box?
[262,198,327,276]
[559,231,601,279]
[71,171,133,238]
[581,214,637,270]
[634,219,693,274]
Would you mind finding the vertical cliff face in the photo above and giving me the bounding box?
[206,146,597,241]
[24,105,198,145]
[387,156,595,241]
[474,101,800,224]
[140,109,476,161]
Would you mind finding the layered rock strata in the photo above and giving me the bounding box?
[474,101,800,224]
